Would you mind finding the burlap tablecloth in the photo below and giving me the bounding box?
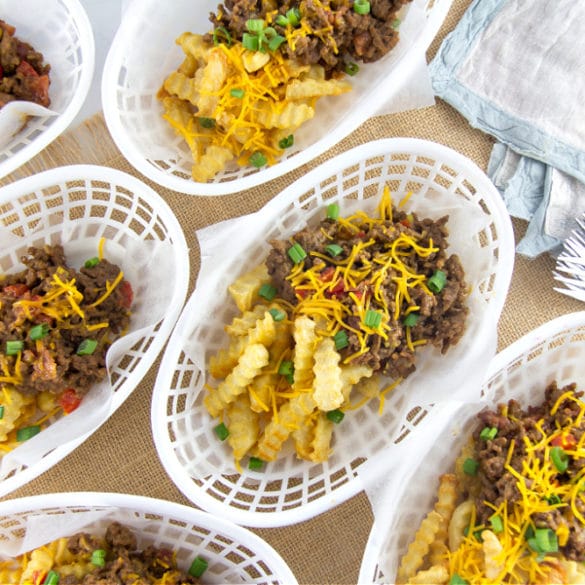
[0,0,582,583]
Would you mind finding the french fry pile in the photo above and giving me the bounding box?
[158,32,351,182]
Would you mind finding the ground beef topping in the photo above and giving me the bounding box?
[0,244,132,446]
[265,189,469,381]
[0,19,51,109]
[461,381,585,566]
[208,0,412,77]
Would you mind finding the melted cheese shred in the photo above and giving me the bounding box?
[448,391,585,584]
[286,187,438,364]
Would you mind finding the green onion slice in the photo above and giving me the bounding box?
[29,323,50,341]
[249,151,267,168]
[325,244,343,257]
[547,494,562,505]
[326,409,345,424]
[84,256,100,268]
[76,339,98,356]
[326,203,340,220]
[0,406,4,420]
[258,283,277,301]
[428,270,447,293]
[353,0,371,14]
[462,457,479,476]
[344,62,360,76]
[333,330,349,350]
[287,242,307,264]
[490,514,504,533]
[480,426,498,441]
[278,360,294,378]
[246,18,265,32]
[278,134,294,149]
[44,570,60,585]
[402,312,419,327]
[527,527,558,554]
[198,117,216,129]
[91,549,107,567]
[248,456,264,470]
[214,422,230,441]
[551,446,569,473]
[448,575,469,585]
[230,88,245,98]
[286,7,301,26]
[16,425,41,442]
[242,33,259,51]
[275,14,289,26]
[213,26,232,46]
[5,340,23,355]
[364,309,382,329]
[268,308,286,321]
[268,34,286,51]
[189,556,209,578]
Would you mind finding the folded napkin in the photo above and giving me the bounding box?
[429,0,585,257]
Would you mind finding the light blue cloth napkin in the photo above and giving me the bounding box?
[429,0,585,257]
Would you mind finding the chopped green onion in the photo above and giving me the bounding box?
[402,312,419,327]
[258,283,277,301]
[246,18,265,32]
[462,457,479,476]
[344,62,360,76]
[326,202,340,220]
[91,549,106,567]
[76,339,98,356]
[547,494,562,505]
[325,244,343,257]
[189,556,209,578]
[490,514,504,533]
[242,32,259,51]
[268,34,286,51]
[198,117,216,129]
[551,446,569,473]
[269,308,286,321]
[333,330,349,350]
[84,256,100,268]
[480,426,498,441]
[327,409,345,424]
[448,575,469,585]
[230,88,245,98]
[278,134,294,149]
[29,323,50,341]
[278,360,294,378]
[428,270,447,293]
[527,527,558,554]
[364,310,382,329]
[275,14,290,26]
[5,340,23,355]
[287,242,307,263]
[214,422,230,441]
[0,406,3,420]
[463,525,483,542]
[286,7,301,26]
[392,17,401,28]
[44,570,60,585]
[353,0,370,14]
[249,151,267,168]
[213,26,232,46]
[248,456,264,470]
[16,425,41,442]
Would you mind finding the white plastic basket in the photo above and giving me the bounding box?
[102,0,454,195]
[0,165,189,496]
[0,0,95,179]
[0,492,297,585]
[358,311,585,584]
[151,138,515,527]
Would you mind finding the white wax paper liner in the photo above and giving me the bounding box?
[0,103,59,150]
[186,188,500,473]
[0,219,177,477]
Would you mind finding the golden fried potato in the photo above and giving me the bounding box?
[312,337,343,411]
[228,264,271,312]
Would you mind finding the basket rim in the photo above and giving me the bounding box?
[0,164,190,498]
[101,0,454,196]
[150,137,516,527]
[0,491,298,584]
[0,0,96,180]
[357,310,585,584]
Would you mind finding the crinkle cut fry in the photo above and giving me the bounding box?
[312,337,343,411]
[227,393,259,464]
[429,473,458,567]
[204,343,269,417]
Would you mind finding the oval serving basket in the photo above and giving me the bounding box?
[0,492,298,585]
[102,0,454,195]
[151,138,515,527]
[0,0,95,179]
[0,165,189,497]
[358,311,585,584]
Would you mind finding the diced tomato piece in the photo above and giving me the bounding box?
[295,288,309,299]
[329,279,345,295]
[3,283,29,297]
[119,280,133,309]
[320,266,335,282]
[16,60,38,78]
[59,388,82,414]
[551,433,577,450]
[356,231,366,239]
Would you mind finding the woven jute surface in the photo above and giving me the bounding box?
[0,0,581,583]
